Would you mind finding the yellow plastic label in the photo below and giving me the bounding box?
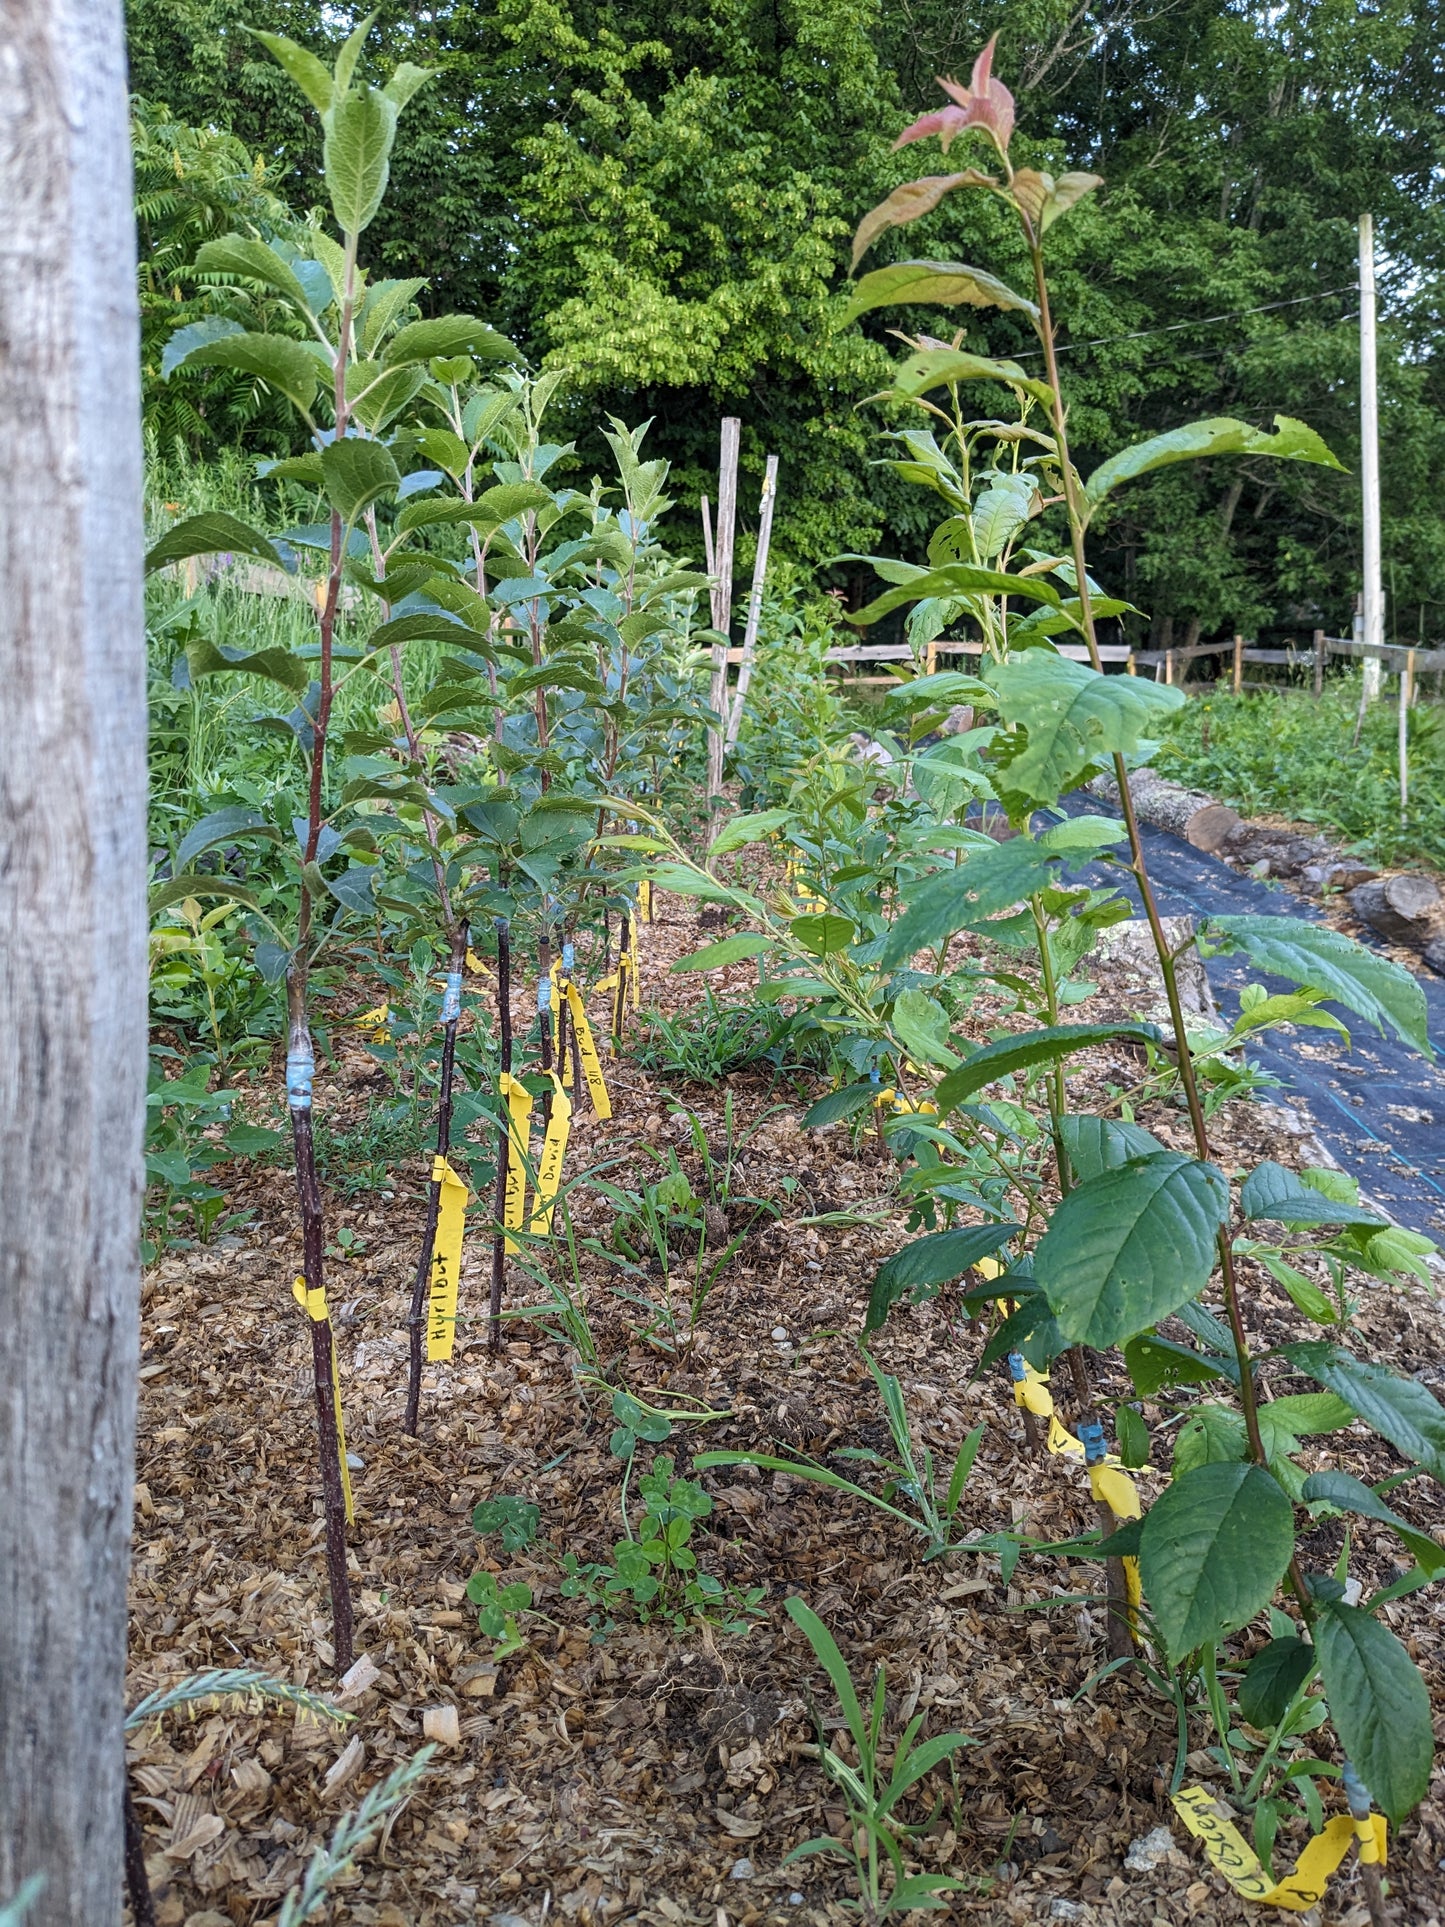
[355,1003,390,1044]
[499,1072,533,1252]
[1089,1461,1142,1613]
[292,1276,353,1524]
[638,879,652,923]
[426,1157,469,1362]
[628,915,641,1008]
[549,960,565,1049]
[1171,1788,1385,1910]
[1012,1362,1084,1458]
[566,983,612,1119]
[528,1075,573,1235]
[976,1255,1004,1280]
[465,947,488,977]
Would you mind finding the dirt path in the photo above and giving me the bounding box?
[126,892,1445,1927]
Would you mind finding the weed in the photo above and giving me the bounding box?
[785,1598,974,1918]
[631,989,823,1085]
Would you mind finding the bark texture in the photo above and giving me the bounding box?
[1350,874,1441,948]
[0,5,147,1922]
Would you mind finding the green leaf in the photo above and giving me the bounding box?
[1036,1152,1229,1349]
[1314,1601,1433,1823]
[185,637,309,695]
[866,1222,1017,1333]
[1206,916,1431,1057]
[345,360,426,433]
[382,315,520,368]
[785,1599,867,1751]
[356,276,429,355]
[163,331,321,417]
[1085,414,1344,509]
[1238,1638,1315,1730]
[1139,1462,1294,1662]
[934,1023,1162,1114]
[1116,1404,1150,1467]
[325,84,397,236]
[986,654,1184,804]
[192,236,313,312]
[175,807,278,871]
[250,27,333,115]
[1284,1343,1445,1481]
[364,611,471,654]
[1171,1404,1247,1474]
[841,259,1040,326]
[848,562,1061,629]
[1300,1470,1445,1576]
[382,61,434,112]
[878,840,1066,965]
[887,345,1054,409]
[791,913,854,956]
[149,872,259,917]
[709,808,794,854]
[890,988,960,1069]
[1125,1333,1228,1398]
[1257,1252,1340,1325]
[320,437,401,522]
[1240,1160,1387,1227]
[1058,1116,1167,1183]
[672,934,774,972]
[802,1083,877,1129]
[145,512,284,577]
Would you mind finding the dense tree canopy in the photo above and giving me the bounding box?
[126,0,1445,639]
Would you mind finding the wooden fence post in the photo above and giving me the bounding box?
[705,419,740,815]
[1312,629,1324,699]
[1232,633,1243,695]
[724,453,779,749]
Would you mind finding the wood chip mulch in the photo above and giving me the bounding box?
[127,889,1445,1927]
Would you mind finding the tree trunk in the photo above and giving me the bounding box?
[0,6,147,1924]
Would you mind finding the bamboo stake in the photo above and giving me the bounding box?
[1399,647,1414,817]
[404,920,469,1436]
[725,454,780,748]
[488,918,512,1351]
[706,419,741,813]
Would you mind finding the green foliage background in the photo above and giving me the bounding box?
[127,0,1445,638]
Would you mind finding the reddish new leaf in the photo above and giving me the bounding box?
[896,36,1015,158]
[851,171,996,271]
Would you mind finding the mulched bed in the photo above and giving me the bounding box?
[126,888,1445,1927]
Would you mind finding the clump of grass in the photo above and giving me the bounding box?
[631,991,826,1085]
[1155,675,1445,870]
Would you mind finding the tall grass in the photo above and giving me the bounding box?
[1155,675,1445,870]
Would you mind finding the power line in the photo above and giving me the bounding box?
[1012,284,1356,358]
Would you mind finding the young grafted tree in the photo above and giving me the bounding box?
[0,2,148,1924]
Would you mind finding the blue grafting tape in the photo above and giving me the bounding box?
[440,970,463,1025]
[869,1065,881,1086]
[1077,1419,1107,1464]
[286,1046,314,1112]
[1007,1351,1027,1383]
[562,942,575,972]
[538,977,552,1013]
[1342,1761,1371,1818]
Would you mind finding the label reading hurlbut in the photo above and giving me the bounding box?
[426,1157,469,1360]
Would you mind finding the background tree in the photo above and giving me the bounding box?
[0,2,148,1924]
[125,0,1445,635]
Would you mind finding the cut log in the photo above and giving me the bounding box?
[1349,874,1441,948]
[1086,770,1241,851]
[1221,825,1332,879]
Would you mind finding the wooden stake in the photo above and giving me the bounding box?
[1399,648,1414,816]
[725,454,779,748]
[706,419,741,812]
[1232,633,1243,695]
[1312,628,1325,699]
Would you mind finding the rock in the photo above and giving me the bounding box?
[728,1858,754,1881]
[770,1326,790,1342]
[1423,938,1445,977]
[1123,1824,1176,1873]
[1349,873,1440,948]
[942,703,975,734]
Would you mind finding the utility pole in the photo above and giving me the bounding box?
[1359,213,1384,704]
